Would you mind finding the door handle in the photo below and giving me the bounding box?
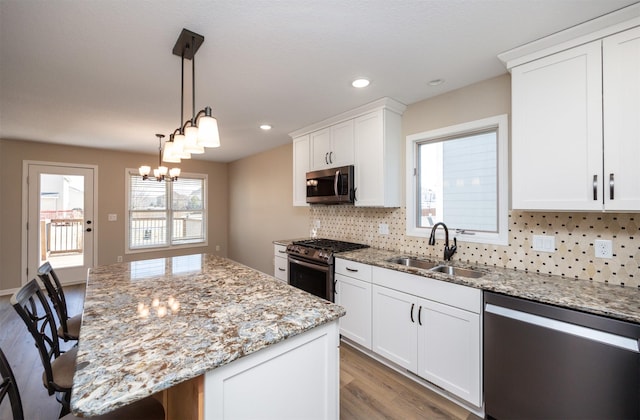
[329,151,334,164]
[418,305,422,326]
[325,152,329,165]
[410,303,415,323]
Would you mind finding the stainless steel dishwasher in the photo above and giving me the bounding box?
[484,291,640,419]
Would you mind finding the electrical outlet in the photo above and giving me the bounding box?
[117,256,123,262]
[378,223,389,235]
[594,239,613,259]
[108,213,117,221]
[313,219,321,228]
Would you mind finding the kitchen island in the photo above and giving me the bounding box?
[71,254,345,419]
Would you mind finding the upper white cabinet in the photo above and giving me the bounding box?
[290,98,406,207]
[354,109,403,207]
[292,134,310,207]
[509,24,640,211]
[602,27,640,211]
[310,120,354,170]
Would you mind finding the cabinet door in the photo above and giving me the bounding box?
[512,41,603,210]
[335,274,372,349]
[417,298,481,407]
[372,285,417,373]
[603,26,640,210]
[310,128,332,169]
[293,135,310,206]
[274,256,288,282]
[354,111,384,206]
[329,120,354,167]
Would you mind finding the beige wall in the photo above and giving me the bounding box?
[228,143,309,274]
[0,139,228,291]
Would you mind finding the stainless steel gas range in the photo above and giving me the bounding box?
[286,238,368,302]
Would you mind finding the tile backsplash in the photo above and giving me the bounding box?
[309,206,639,288]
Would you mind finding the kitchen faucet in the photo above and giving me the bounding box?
[429,222,457,261]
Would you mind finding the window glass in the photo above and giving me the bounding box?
[127,173,207,252]
[406,115,508,246]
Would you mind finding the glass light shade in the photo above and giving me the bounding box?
[162,141,181,163]
[184,130,205,154]
[139,166,151,176]
[169,167,181,178]
[197,115,220,148]
[171,134,191,159]
[158,166,168,176]
[153,168,160,178]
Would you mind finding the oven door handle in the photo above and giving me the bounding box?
[288,256,330,273]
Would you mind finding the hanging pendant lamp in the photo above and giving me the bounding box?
[140,134,180,182]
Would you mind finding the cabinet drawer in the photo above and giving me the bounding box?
[372,267,481,314]
[274,256,288,282]
[335,258,372,282]
[274,244,288,257]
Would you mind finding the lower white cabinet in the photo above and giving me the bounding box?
[335,274,372,349]
[371,266,482,408]
[372,285,418,372]
[335,258,373,349]
[417,298,481,407]
[273,244,288,282]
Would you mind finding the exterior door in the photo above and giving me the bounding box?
[25,162,96,285]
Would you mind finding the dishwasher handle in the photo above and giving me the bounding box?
[485,303,639,353]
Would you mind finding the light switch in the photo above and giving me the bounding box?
[532,235,555,252]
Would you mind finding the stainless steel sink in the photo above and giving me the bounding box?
[430,265,483,278]
[386,257,439,270]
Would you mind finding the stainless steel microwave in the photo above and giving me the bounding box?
[306,165,355,204]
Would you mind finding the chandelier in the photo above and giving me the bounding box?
[139,134,180,182]
[162,28,220,163]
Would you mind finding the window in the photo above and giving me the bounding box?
[126,171,207,252]
[406,114,509,245]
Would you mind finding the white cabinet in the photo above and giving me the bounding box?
[292,135,310,206]
[335,258,372,349]
[511,26,640,211]
[372,284,418,372]
[371,266,482,407]
[273,244,288,282]
[289,97,406,207]
[602,27,640,210]
[204,321,340,420]
[354,109,403,207]
[310,120,354,170]
[417,298,481,407]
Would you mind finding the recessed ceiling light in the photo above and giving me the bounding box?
[428,79,445,86]
[352,78,370,88]
[260,124,272,130]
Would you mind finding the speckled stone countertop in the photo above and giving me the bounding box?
[336,247,640,324]
[71,254,345,417]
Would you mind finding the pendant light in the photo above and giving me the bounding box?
[140,134,180,182]
[163,28,220,164]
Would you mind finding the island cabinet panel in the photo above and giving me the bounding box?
[204,321,340,420]
[335,273,372,349]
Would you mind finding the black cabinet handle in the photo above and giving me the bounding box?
[346,267,358,272]
[418,306,422,326]
[410,303,415,323]
[325,152,329,165]
[610,173,615,200]
[329,151,334,164]
[278,268,286,271]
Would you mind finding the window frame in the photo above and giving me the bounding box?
[405,114,509,246]
[125,169,208,254]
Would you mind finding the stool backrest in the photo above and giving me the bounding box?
[0,347,24,420]
[37,262,72,339]
[10,279,61,396]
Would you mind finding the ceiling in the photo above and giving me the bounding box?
[1,0,636,163]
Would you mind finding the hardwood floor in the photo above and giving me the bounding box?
[1,284,479,420]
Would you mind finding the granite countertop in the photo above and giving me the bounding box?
[336,247,640,324]
[71,254,345,417]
